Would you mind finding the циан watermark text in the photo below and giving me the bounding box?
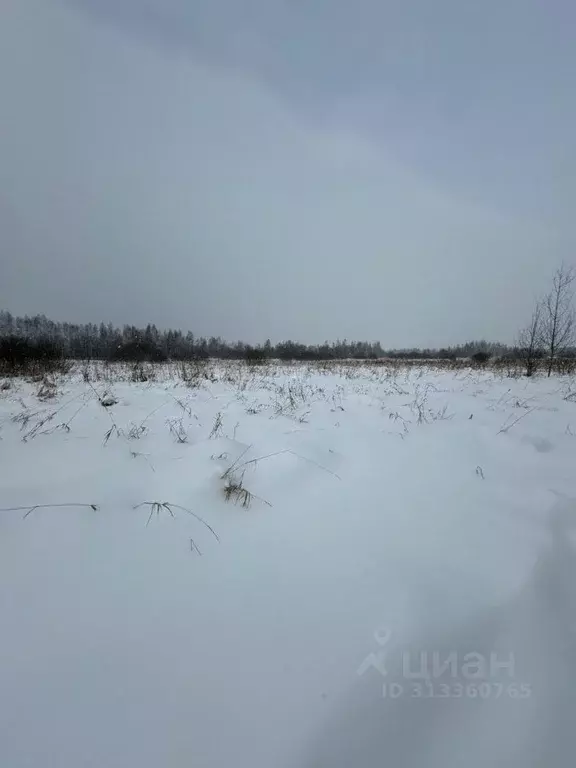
[357,627,532,701]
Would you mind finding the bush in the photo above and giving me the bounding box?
[556,356,576,375]
[0,335,68,375]
[110,340,167,363]
[130,363,156,382]
[244,346,267,365]
[471,351,491,366]
[0,336,34,367]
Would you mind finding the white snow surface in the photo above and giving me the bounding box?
[1,361,576,767]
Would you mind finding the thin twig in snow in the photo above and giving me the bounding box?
[190,538,202,555]
[0,503,98,519]
[134,501,219,541]
[498,407,536,434]
[226,449,341,481]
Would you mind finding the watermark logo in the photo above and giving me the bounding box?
[357,627,392,679]
[357,627,532,701]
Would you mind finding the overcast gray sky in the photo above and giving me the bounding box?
[1,0,573,346]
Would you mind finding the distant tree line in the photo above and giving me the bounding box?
[0,310,511,365]
[2,262,576,377]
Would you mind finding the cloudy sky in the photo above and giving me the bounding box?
[1,0,573,346]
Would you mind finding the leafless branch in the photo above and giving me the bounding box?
[541,264,575,377]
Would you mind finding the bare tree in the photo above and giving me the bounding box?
[517,301,543,377]
[541,264,575,377]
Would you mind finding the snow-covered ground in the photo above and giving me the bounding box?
[1,361,576,767]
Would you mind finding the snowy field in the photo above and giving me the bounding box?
[1,360,576,767]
